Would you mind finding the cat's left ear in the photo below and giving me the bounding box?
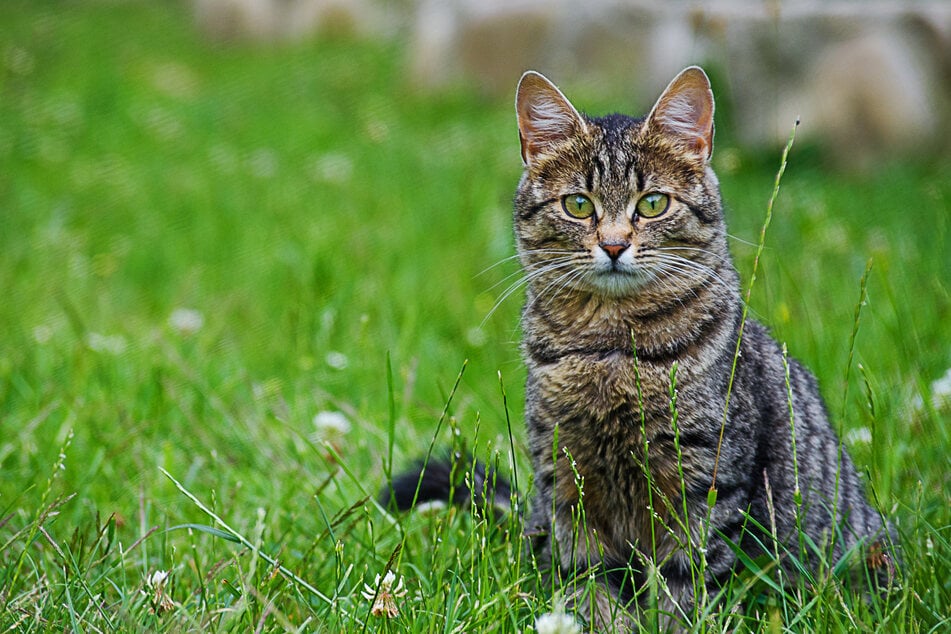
[645,66,715,161]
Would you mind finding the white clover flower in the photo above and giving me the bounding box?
[930,367,951,409]
[466,327,487,347]
[911,367,951,413]
[844,426,872,445]
[534,608,581,634]
[148,570,169,587]
[143,569,174,614]
[168,308,204,335]
[361,570,407,618]
[86,332,127,354]
[312,411,351,441]
[325,351,349,370]
[32,325,53,345]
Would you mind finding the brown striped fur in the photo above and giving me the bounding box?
[514,67,894,630]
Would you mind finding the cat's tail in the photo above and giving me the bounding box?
[380,456,513,516]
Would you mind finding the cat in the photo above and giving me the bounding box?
[385,66,895,631]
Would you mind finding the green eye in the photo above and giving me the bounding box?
[562,193,595,219]
[636,193,670,218]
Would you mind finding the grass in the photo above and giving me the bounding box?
[1,1,949,631]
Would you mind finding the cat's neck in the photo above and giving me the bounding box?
[521,264,741,365]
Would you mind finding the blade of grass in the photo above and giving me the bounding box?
[711,119,799,496]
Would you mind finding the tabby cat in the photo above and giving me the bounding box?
[386,67,894,630]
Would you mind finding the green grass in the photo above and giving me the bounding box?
[1,2,949,632]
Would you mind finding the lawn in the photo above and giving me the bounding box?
[1,2,948,632]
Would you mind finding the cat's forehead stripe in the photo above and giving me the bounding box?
[587,156,607,194]
[624,159,643,193]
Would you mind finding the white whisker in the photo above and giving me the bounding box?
[532,266,589,311]
[641,251,754,313]
[482,255,576,293]
[480,256,582,326]
[726,233,761,248]
[645,251,735,293]
[475,248,582,278]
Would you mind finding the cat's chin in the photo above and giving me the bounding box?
[585,271,652,297]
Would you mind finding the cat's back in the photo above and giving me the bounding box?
[729,318,890,556]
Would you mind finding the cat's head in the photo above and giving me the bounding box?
[513,67,729,301]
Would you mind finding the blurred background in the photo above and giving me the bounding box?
[194,0,951,169]
[1,3,949,627]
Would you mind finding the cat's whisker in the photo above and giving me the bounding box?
[475,253,523,278]
[646,255,762,318]
[475,249,582,278]
[652,249,732,283]
[726,233,761,248]
[647,259,719,293]
[482,256,577,293]
[638,253,730,300]
[647,263,708,304]
[490,255,577,288]
[654,245,729,263]
[531,266,589,311]
[481,257,582,326]
[645,252,735,295]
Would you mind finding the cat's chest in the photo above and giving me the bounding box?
[530,351,673,421]
[541,361,690,558]
[528,351,715,547]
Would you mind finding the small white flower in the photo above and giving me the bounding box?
[313,411,351,440]
[168,308,204,335]
[325,351,349,370]
[248,148,278,179]
[361,570,407,618]
[911,367,951,413]
[534,608,581,634]
[930,367,951,409]
[143,569,174,614]
[148,570,170,587]
[32,325,53,344]
[845,426,872,445]
[86,332,127,354]
[466,327,487,347]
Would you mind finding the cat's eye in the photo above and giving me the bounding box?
[562,194,595,219]
[636,193,670,218]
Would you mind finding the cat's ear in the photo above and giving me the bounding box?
[516,71,587,166]
[645,66,715,161]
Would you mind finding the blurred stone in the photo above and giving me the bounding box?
[193,0,389,42]
[811,33,936,168]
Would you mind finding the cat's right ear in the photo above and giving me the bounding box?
[516,71,587,167]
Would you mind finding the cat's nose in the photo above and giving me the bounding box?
[600,242,630,261]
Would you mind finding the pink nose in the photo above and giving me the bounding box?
[600,242,629,260]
